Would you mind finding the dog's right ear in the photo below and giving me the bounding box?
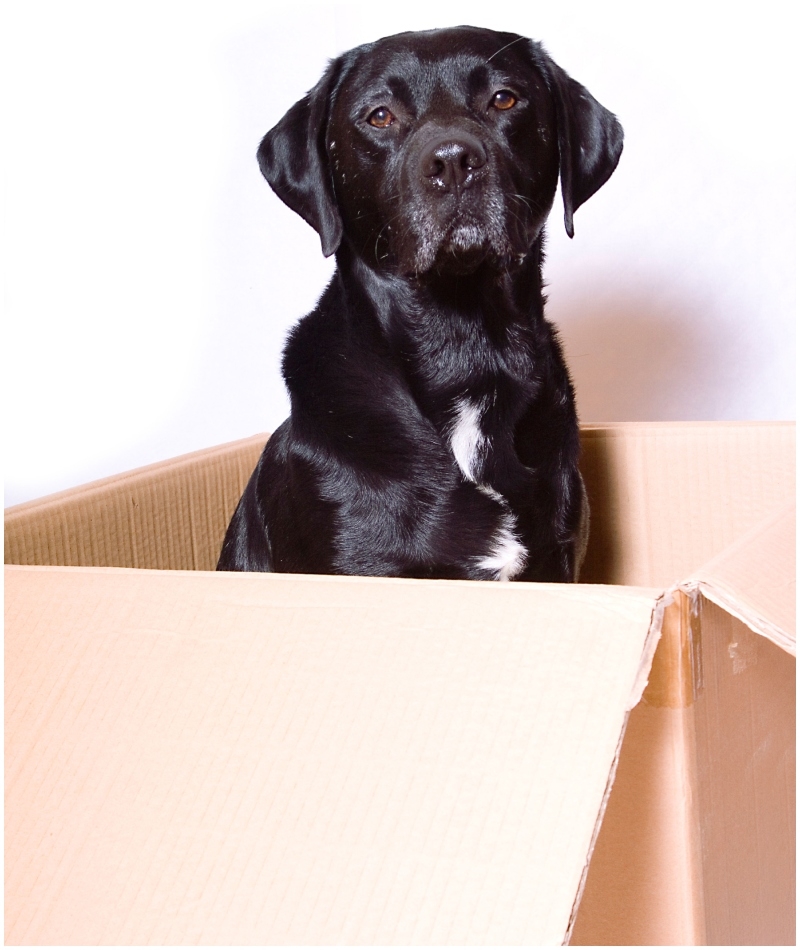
[257,60,344,258]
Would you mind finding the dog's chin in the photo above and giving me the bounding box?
[405,223,505,277]
[430,240,490,276]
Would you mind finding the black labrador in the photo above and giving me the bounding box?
[218,26,623,582]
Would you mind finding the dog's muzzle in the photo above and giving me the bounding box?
[398,123,518,276]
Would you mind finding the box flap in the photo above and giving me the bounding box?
[6,566,662,945]
[570,587,797,947]
[681,497,795,656]
[689,597,796,945]
[4,434,267,571]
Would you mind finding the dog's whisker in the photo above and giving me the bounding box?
[367,207,407,261]
[486,34,527,63]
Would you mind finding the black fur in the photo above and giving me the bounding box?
[218,26,623,582]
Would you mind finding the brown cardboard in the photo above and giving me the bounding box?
[6,422,794,583]
[577,422,794,587]
[569,588,796,946]
[683,498,795,654]
[3,434,267,571]
[570,492,796,946]
[5,567,664,944]
[691,598,795,945]
[4,422,796,945]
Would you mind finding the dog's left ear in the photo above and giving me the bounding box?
[257,59,344,257]
[543,59,624,238]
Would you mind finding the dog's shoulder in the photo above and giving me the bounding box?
[282,285,390,400]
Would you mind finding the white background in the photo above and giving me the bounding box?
[4,0,795,506]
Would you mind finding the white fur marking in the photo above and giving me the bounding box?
[449,398,486,483]
[477,483,505,504]
[449,399,528,580]
[478,513,527,581]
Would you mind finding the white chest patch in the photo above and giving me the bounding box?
[447,398,528,581]
[449,398,487,483]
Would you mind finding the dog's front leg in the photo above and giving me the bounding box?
[406,477,530,582]
[485,460,586,583]
[304,463,528,581]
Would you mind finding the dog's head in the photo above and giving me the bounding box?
[258,27,623,276]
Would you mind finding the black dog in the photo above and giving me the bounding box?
[218,26,622,582]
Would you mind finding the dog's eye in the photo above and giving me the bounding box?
[367,107,395,128]
[491,90,518,111]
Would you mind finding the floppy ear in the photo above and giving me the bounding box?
[545,61,624,238]
[257,60,344,257]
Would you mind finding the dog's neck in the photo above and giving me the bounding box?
[336,238,547,344]
[333,238,549,415]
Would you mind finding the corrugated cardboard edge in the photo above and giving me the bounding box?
[4,433,269,571]
[4,433,269,518]
[563,592,669,944]
[681,581,795,657]
[679,497,796,657]
[626,591,673,710]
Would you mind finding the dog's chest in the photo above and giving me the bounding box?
[402,300,537,483]
[445,393,522,494]
[446,395,529,582]
[429,370,533,488]
[448,397,489,483]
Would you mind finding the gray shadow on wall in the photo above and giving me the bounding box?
[553,290,739,423]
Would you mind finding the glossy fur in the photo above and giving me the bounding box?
[218,26,623,581]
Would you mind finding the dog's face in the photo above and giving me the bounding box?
[326,28,560,276]
[258,27,623,276]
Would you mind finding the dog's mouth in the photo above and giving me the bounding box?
[429,228,491,275]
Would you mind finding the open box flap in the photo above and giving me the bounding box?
[5,565,662,945]
[679,497,796,656]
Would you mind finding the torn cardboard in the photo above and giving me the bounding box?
[5,422,796,945]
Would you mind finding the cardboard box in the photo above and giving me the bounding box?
[5,422,795,945]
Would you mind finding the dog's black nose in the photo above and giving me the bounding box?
[420,134,487,192]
